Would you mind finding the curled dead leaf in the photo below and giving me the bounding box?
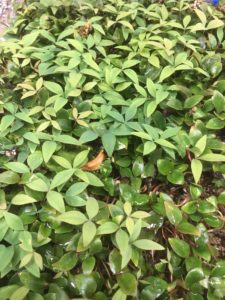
[81,150,105,171]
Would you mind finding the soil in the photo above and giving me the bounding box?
[209,228,225,258]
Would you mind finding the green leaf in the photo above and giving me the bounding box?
[157,159,174,175]
[155,139,176,150]
[82,257,95,274]
[52,155,72,169]
[0,115,14,131]
[47,191,65,213]
[57,211,87,225]
[44,81,64,95]
[177,221,200,236]
[212,91,225,113]
[195,9,206,26]
[199,154,225,162]
[86,198,99,219]
[66,182,88,198]
[164,201,182,225]
[132,239,164,251]
[191,159,202,183]
[117,273,137,296]
[75,170,104,187]
[116,229,129,254]
[195,135,207,156]
[10,286,29,300]
[140,277,167,299]
[74,274,97,298]
[207,19,224,30]
[185,268,205,292]
[112,289,127,300]
[184,95,203,109]
[79,131,98,143]
[159,66,175,82]
[97,222,119,235]
[26,177,49,192]
[5,162,29,174]
[167,170,184,185]
[0,245,14,272]
[143,141,156,155]
[3,212,23,230]
[146,78,156,97]
[169,238,190,258]
[50,169,74,189]
[11,194,37,205]
[27,151,43,171]
[206,118,225,130]
[53,252,78,272]
[73,150,89,168]
[132,156,144,177]
[67,38,84,52]
[23,132,40,144]
[82,221,96,247]
[42,141,57,163]
[54,134,81,145]
[123,69,139,84]
[83,53,100,71]
[0,285,20,300]
[0,171,20,185]
[102,132,116,157]
[146,101,157,117]
[22,31,39,46]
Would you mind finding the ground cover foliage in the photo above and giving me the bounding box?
[0,0,225,299]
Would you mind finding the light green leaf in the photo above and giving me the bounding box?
[146,78,156,97]
[57,211,87,225]
[102,132,116,157]
[50,169,74,189]
[207,19,224,30]
[73,150,89,169]
[10,287,29,300]
[23,132,40,144]
[82,221,96,247]
[155,139,176,150]
[132,239,164,251]
[199,154,225,162]
[22,31,39,46]
[195,135,207,156]
[0,115,15,131]
[83,53,99,71]
[26,177,49,192]
[97,222,119,235]
[75,170,104,187]
[164,201,182,225]
[47,191,65,213]
[86,198,99,219]
[123,69,139,84]
[42,141,57,163]
[159,66,175,82]
[3,212,23,230]
[191,159,202,184]
[44,81,64,95]
[143,141,156,155]
[0,245,14,272]
[12,194,37,205]
[5,162,29,174]
[169,238,190,258]
[146,101,157,117]
[195,9,206,26]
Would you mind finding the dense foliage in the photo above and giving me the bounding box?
[0,0,225,299]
